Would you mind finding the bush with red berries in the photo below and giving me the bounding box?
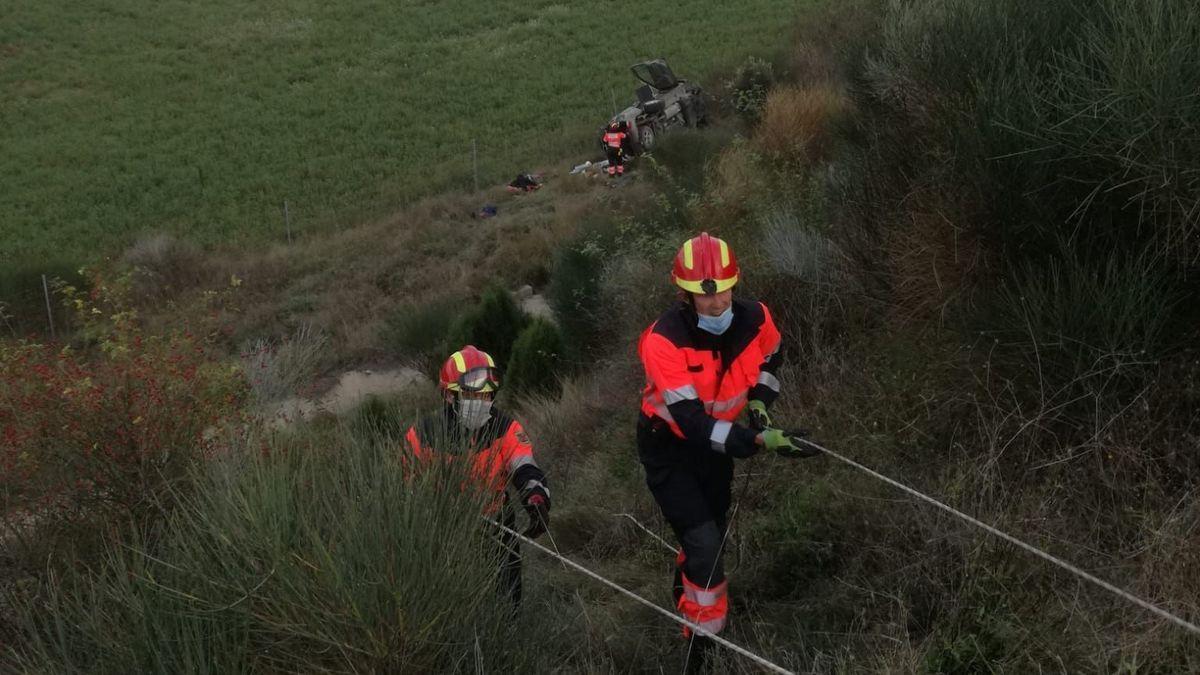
[0,272,247,524]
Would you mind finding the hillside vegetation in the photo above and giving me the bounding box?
[4,0,1200,672]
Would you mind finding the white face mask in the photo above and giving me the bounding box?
[455,398,493,430]
[697,305,734,335]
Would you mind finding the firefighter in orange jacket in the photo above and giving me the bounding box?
[602,121,629,176]
[405,345,550,606]
[637,233,817,648]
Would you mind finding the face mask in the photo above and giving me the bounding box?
[455,398,493,430]
[697,306,734,335]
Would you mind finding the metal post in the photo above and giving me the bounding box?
[283,200,292,244]
[610,87,617,116]
[41,274,55,339]
[472,139,479,193]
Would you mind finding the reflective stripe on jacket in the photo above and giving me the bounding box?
[404,410,548,510]
[603,131,626,148]
[638,298,782,457]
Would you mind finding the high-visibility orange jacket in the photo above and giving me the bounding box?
[603,131,627,148]
[405,409,548,510]
[638,298,782,458]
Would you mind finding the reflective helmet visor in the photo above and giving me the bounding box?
[458,366,500,393]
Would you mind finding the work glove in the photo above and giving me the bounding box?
[760,428,821,459]
[522,493,550,539]
[746,400,772,432]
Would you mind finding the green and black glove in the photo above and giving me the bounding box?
[746,399,772,432]
[760,428,821,459]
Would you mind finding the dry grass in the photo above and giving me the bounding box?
[785,0,883,86]
[139,169,660,371]
[786,42,841,89]
[881,187,990,326]
[756,85,853,166]
[516,361,683,574]
[597,255,676,348]
[956,362,1200,669]
[696,141,764,232]
[121,233,210,304]
[241,323,329,403]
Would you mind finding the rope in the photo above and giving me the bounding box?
[794,438,1200,638]
[612,513,678,553]
[485,518,796,675]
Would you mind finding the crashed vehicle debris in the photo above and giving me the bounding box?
[607,59,706,155]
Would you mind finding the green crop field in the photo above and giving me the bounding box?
[1,0,798,269]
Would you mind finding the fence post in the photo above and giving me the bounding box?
[41,274,55,339]
[283,200,292,244]
[472,139,479,193]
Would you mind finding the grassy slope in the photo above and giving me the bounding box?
[1,0,796,265]
[9,0,1198,672]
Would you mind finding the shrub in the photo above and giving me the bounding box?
[698,139,766,230]
[348,393,410,442]
[547,244,605,359]
[0,271,247,553]
[1014,0,1200,259]
[378,294,463,370]
[761,206,837,282]
[646,127,737,196]
[756,84,852,166]
[445,284,529,366]
[725,56,776,123]
[753,203,863,358]
[5,428,538,673]
[122,233,206,303]
[505,318,565,398]
[785,0,882,87]
[868,0,1200,261]
[240,323,329,403]
[596,253,675,350]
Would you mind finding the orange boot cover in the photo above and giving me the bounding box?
[676,570,728,638]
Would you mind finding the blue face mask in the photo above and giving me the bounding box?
[697,306,734,335]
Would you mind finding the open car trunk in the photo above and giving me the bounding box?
[630,59,679,91]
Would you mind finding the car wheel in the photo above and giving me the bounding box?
[639,124,657,152]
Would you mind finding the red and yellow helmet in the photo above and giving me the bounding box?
[672,232,739,295]
[439,345,501,393]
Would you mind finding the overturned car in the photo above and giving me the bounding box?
[607,59,706,155]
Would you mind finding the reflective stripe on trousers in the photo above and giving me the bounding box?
[678,572,728,635]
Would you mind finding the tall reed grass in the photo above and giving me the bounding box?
[7,424,542,673]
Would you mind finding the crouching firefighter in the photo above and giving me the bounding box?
[404,345,551,607]
[637,233,819,654]
[602,121,629,176]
